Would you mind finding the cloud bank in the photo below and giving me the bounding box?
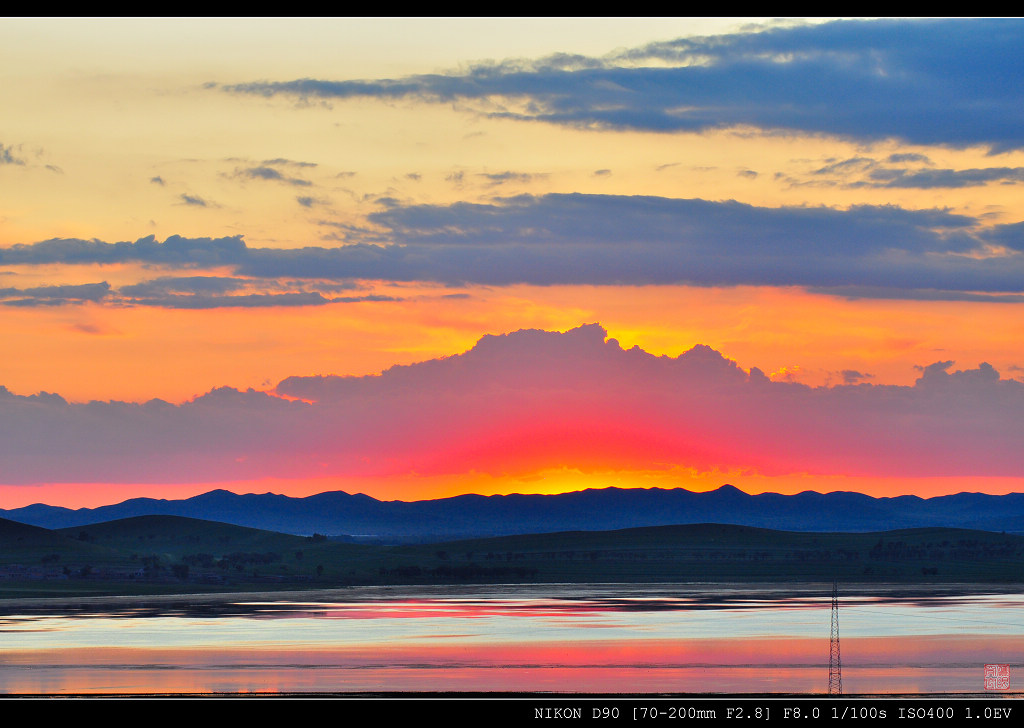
[5,194,1024,300]
[0,325,1020,485]
[220,18,1024,151]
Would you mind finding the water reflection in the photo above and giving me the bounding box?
[0,584,1021,694]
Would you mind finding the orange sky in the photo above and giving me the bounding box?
[2,19,1024,509]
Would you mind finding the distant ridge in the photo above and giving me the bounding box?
[4,485,1024,542]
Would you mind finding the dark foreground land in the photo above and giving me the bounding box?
[2,514,1023,599]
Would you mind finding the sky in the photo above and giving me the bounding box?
[2,17,1024,509]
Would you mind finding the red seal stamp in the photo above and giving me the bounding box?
[984,664,1010,690]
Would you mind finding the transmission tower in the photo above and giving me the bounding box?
[828,580,843,695]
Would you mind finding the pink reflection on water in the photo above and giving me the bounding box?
[3,634,1024,694]
[2,592,1023,694]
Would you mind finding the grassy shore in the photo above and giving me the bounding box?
[3,515,1024,600]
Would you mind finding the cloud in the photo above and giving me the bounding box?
[232,165,312,187]
[150,176,166,185]
[118,276,247,297]
[887,153,933,165]
[179,193,210,207]
[0,282,112,306]
[7,194,1024,299]
[477,171,545,186]
[0,325,1020,484]
[806,286,1024,303]
[218,19,1024,151]
[124,291,334,309]
[863,167,1024,189]
[840,369,873,385]
[0,234,248,267]
[802,153,1024,189]
[813,157,877,176]
[0,143,27,166]
[114,275,400,309]
[260,158,317,168]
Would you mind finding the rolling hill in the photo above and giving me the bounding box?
[2,514,1023,599]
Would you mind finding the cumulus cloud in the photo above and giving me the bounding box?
[218,18,1024,151]
[0,325,1020,484]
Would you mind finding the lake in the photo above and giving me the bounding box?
[0,583,1021,695]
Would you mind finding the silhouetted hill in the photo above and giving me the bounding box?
[0,515,73,549]
[4,485,1024,542]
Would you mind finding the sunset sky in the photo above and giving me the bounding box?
[2,17,1024,508]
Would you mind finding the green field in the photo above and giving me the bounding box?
[2,515,1022,599]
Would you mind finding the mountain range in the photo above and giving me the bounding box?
[4,485,1024,542]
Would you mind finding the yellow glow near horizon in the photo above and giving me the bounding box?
[3,470,1022,510]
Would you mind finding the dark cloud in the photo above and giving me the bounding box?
[361,192,979,258]
[840,369,873,385]
[150,176,165,185]
[0,143,26,166]
[863,167,1024,189]
[804,153,1024,189]
[0,325,1020,484]
[813,157,877,175]
[119,276,247,297]
[887,153,933,165]
[114,275,398,309]
[806,286,1024,303]
[7,195,1024,298]
[179,193,210,207]
[125,291,333,309]
[218,19,1024,151]
[593,169,611,176]
[477,171,544,185]
[0,234,247,267]
[261,158,317,168]
[233,166,312,186]
[0,282,112,306]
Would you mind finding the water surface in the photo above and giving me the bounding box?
[1,583,1021,694]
